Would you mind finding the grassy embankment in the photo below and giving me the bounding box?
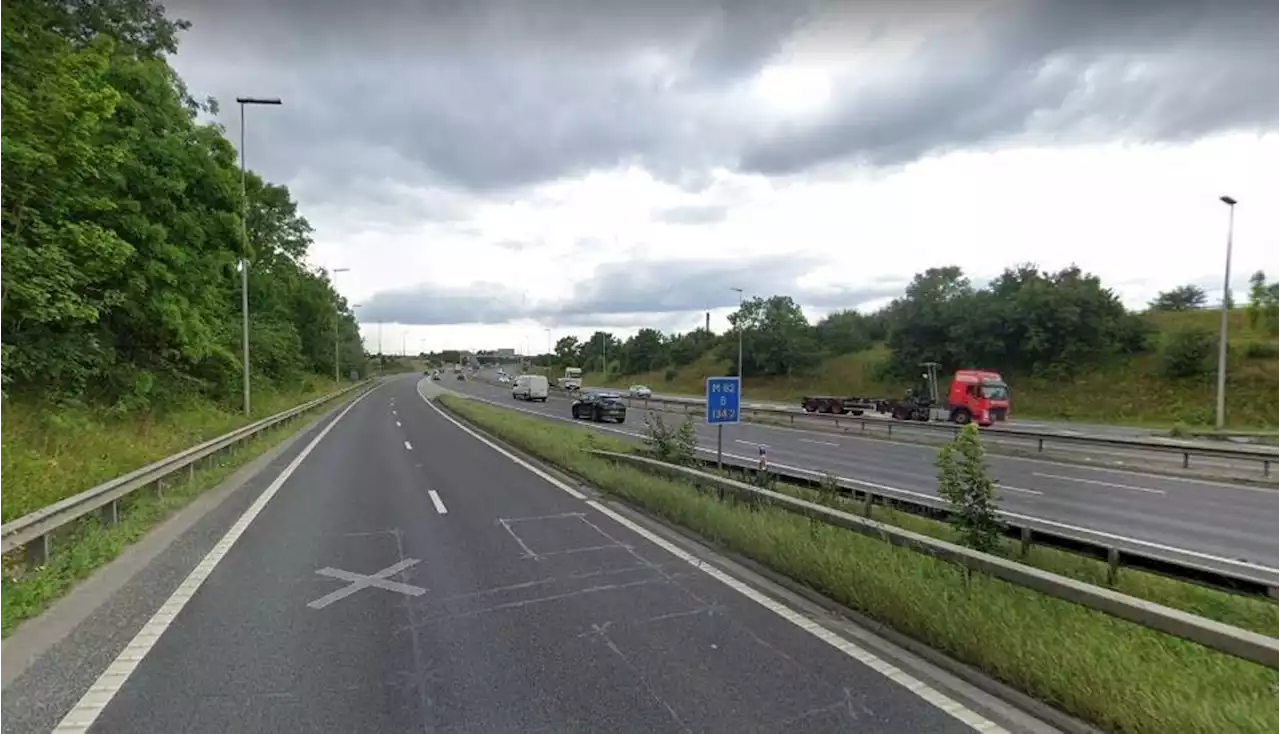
[595,309,1279,431]
[437,394,1277,734]
[1,376,353,636]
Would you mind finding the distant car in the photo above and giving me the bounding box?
[497,375,510,384]
[456,373,466,381]
[431,371,441,381]
[572,392,627,423]
[628,385,652,399]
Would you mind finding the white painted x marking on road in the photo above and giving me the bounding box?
[307,558,426,609]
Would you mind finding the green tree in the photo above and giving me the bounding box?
[1,0,362,408]
[1161,328,1215,379]
[813,309,874,354]
[1150,284,1208,312]
[934,424,1002,553]
[724,295,820,378]
[667,328,718,367]
[1,2,132,397]
[621,328,665,374]
[1246,270,1279,332]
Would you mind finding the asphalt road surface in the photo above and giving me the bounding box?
[7,375,1050,734]
[450,372,1278,579]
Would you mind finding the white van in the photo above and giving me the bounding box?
[512,374,549,402]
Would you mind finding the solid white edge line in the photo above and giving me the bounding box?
[439,388,1280,578]
[52,383,382,732]
[416,381,1004,733]
[428,490,448,515]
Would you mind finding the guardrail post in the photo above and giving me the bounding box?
[101,500,119,526]
[1265,460,1271,478]
[24,535,49,568]
[1182,452,1190,469]
[189,463,196,486]
[1106,547,1120,585]
[887,424,893,438]
[862,491,873,517]
[1037,437,1044,452]
[1019,526,1033,557]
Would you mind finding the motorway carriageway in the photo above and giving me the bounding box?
[4,374,1045,734]
[449,374,1278,578]
[578,386,1273,480]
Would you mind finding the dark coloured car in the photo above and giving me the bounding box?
[571,392,626,423]
[456,372,466,381]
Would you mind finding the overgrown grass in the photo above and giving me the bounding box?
[1,381,358,637]
[1,376,342,522]
[593,310,1279,430]
[438,394,1278,734]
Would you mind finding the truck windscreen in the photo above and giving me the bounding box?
[981,383,1009,400]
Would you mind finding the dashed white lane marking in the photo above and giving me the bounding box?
[999,485,1043,496]
[418,382,1004,733]
[1033,472,1166,495]
[798,438,840,447]
[734,439,769,448]
[404,440,413,451]
[428,490,448,515]
[53,384,382,732]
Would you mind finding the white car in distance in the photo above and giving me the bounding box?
[628,385,653,399]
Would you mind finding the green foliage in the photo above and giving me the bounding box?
[1150,284,1209,311]
[721,295,820,378]
[934,424,1002,553]
[1161,328,1216,379]
[0,0,363,409]
[641,411,696,465]
[813,309,877,354]
[1246,270,1279,332]
[883,264,1150,378]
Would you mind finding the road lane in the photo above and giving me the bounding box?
[446,375,1278,571]
[68,375,1023,733]
[558,378,1275,478]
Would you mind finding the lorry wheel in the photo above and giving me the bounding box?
[952,408,972,425]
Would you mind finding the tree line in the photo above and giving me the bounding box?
[1,0,364,410]
[490,264,1277,384]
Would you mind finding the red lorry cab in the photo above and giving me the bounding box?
[948,370,1011,426]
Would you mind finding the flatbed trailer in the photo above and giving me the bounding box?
[799,395,888,415]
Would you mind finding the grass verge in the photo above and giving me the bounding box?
[1,377,343,523]
[0,384,361,638]
[438,393,1277,734]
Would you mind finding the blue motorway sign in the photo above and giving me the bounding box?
[705,376,741,425]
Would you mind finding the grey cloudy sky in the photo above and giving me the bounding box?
[166,0,1279,351]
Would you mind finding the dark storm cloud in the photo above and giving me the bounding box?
[168,0,1275,200]
[358,255,908,325]
[740,0,1279,176]
[167,0,817,195]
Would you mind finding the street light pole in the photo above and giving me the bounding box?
[730,287,744,381]
[332,267,350,382]
[235,95,282,416]
[1215,195,1238,429]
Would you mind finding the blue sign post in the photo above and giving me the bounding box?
[706,377,741,469]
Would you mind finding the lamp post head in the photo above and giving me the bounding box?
[236,97,283,105]
[1220,195,1237,206]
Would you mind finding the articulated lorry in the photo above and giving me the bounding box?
[801,364,1011,427]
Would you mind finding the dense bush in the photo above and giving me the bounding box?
[1161,328,1216,379]
[1,0,364,408]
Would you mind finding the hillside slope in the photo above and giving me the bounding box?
[598,309,1279,429]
